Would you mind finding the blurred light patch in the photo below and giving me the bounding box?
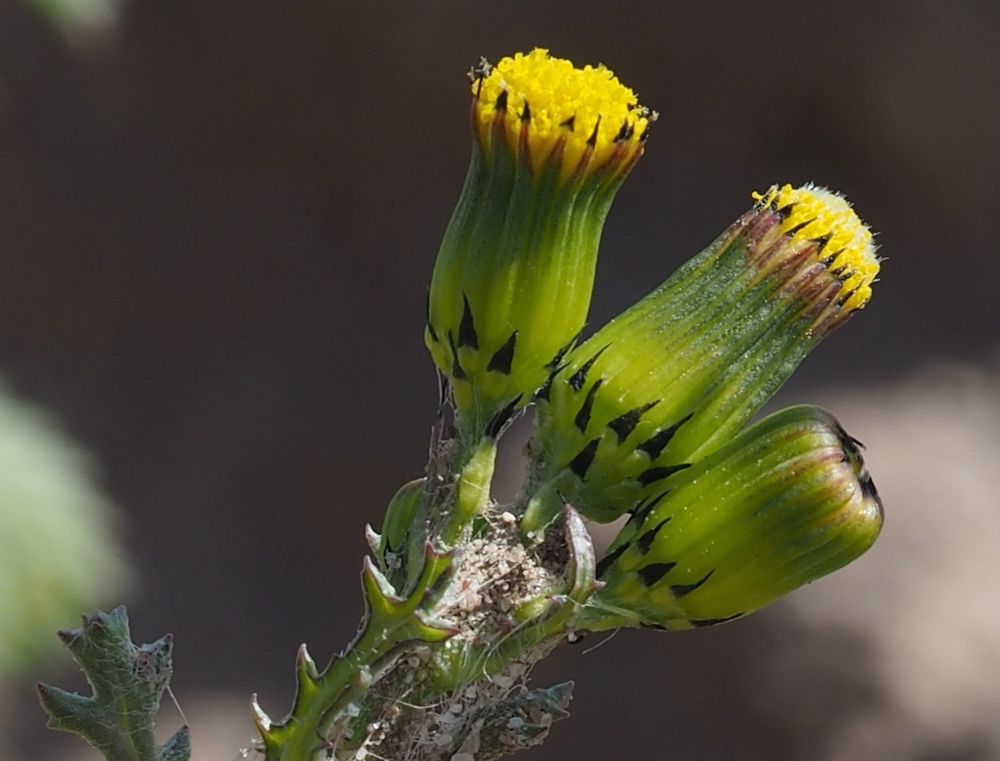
[0,382,127,681]
[777,353,1000,759]
[22,0,120,43]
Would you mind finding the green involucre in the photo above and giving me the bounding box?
[526,209,851,528]
[426,125,630,438]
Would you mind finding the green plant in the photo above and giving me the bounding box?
[39,48,884,761]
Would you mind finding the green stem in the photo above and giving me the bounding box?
[261,431,503,760]
[272,629,397,761]
[263,550,456,761]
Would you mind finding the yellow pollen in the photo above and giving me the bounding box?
[473,48,652,179]
[752,183,879,312]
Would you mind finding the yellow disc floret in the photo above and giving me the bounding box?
[752,183,879,312]
[472,48,652,180]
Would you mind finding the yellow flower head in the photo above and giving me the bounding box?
[752,183,879,313]
[472,48,653,182]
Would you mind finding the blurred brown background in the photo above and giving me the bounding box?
[2,1,999,759]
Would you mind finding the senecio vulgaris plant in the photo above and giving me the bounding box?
[39,48,884,761]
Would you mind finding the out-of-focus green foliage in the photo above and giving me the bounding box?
[0,383,127,679]
[21,0,119,41]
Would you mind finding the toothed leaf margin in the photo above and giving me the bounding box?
[37,606,190,761]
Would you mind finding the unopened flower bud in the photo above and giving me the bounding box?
[574,405,883,631]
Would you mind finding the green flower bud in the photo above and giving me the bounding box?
[425,49,653,436]
[525,184,880,527]
[573,405,883,632]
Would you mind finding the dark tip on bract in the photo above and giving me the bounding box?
[775,202,796,219]
[690,612,744,628]
[547,330,583,370]
[627,491,669,529]
[496,89,509,112]
[487,330,518,375]
[568,345,609,392]
[811,234,832,252]
[636,517,671,554]
[521,101,531,122]
[670,569,714,598]
[823,247,846,266]
[447,331,466,380]
[574,379,604,434]
[568,438,601,479]
[637,562,676,587]
[636,413,692,460]
[534,367,561,402]
[587,115,603,147]
[860,472,884,518]
[786,218,815,236]
[560,115,576,131]
[835,422,866,453]
[485,395,523,439]
[458,294,479,350]
[596,542,630,578]
[637,463,691,487]
[607,401,660,444]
